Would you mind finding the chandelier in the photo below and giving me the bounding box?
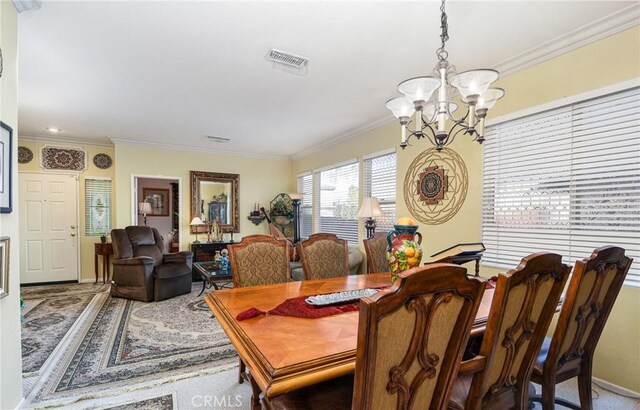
[386,0,505,151]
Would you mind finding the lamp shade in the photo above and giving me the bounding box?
[138,202,153,214]
[450,69,499,99]
[385,97,415,119]
[397,76,441,104]
[190,217,204,226]
[357,197,385,218]
[288,192,304,201]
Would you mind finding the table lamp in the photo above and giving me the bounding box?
[138,202,153,226]
[190,217,205,244]
[357,197,385,239]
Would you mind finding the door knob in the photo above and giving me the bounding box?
[71,233,76,237]
[71,225,77,229]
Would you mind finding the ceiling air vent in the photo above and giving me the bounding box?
[265,49,309,75]
[206,136,230,143]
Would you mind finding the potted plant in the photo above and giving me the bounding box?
[269,197,295,227]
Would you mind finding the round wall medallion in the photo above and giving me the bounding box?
[18,146,34,164]
[93,153,112,169]
[404,147,469,225]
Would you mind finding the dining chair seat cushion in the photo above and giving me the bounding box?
[448,373,473,410]
[268,374,353,410]
[534,336,552,372]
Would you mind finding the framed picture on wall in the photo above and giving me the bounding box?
[0,122,13,213]
[142,188,170,216]
[0,236,10,299]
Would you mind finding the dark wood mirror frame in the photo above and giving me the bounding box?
[190,171,239,233]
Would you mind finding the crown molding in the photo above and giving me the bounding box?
[109,138,289,161]
[290,115,393,161]
[493,4,640,77]
[20,134,114,148]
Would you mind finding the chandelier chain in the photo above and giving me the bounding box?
[436,0,449,62]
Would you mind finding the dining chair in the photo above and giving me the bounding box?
[363,231,390,273]
[265,263,487,410]
[227,234,291,384]
[297,233,349,280]
[448,252,571,410]
[529,246,633,410]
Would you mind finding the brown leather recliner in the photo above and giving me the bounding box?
[110,226,193,302]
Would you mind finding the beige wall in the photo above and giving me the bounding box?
[292,26,640,392]
[114,143,293,248]
[0,2,23,408]
[18,140,116,282]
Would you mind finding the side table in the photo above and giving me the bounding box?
[95,242,114,283]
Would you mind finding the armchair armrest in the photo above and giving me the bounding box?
[113,256,155,267]
[163,251,193,265]
[458,355,486,375]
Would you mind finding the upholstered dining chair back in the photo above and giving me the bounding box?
[363,232,389,273]
[352,264,486,409]
[531,246,632,410]
[458,252,571,410]
[228,234,291,288]
[297,233,349,280]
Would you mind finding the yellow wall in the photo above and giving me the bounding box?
[292,26,640,392]
[0,2,23,408]
[114,143,293,248]
[18,140,116,282]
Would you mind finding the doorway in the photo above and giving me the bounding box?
[132,175,181,252]
[19,172,80,284]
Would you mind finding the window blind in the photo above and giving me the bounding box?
[314,161,359,244]
[482,86,640,286]
[297,173,313,240]
[363,151,396,234]
[85,178,112,236]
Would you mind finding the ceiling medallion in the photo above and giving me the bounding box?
[93,153,113,169]
[18,146,34,164]
[404,147,468,225]
[386,0,505,151]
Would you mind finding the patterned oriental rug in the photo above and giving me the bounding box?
[21,283,237,408]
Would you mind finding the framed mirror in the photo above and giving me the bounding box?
[190,171,239,233]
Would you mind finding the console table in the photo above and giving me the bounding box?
[190,242,233,280]
[94,242,113,283]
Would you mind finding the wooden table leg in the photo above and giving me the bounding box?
[94,254,99,283]
[475,259,480,277]
[248,373,262,410]
[103,254,110,283]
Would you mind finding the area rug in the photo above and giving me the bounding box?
[23,285,237,408]
[102,393,175,410]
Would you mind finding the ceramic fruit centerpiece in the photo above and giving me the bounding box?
[387,217,423,282]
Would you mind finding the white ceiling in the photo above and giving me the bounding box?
[17,1,638,159]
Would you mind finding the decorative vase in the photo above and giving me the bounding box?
[386,224,423,281]
[274,215,291,227]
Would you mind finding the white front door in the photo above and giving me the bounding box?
[19,172,79,283]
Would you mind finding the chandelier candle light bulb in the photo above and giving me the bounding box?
[386,0,504,151]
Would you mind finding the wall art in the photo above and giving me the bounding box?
[0,122,13,213]
[93,153,112,169]
[404,147,468,225]
[0,236,10,299]
[41,146,86,171]
[18,146,34,164]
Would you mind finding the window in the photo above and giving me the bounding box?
[314,161,359,244]
[85,177,112,236]
[363,151,396,234]
[483,87,640,285]
[297,173,313,239]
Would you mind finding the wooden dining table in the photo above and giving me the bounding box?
[204,272,494,409]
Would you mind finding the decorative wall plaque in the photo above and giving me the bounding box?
[41,146,86,171]
[18,146,33,164]
[404,147,468,225]
[93,153,113,169]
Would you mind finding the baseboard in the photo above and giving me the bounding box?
[79,278,105,283]
[592,377,640,399]
[15,396,25,409]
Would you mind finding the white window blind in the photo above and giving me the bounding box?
[85,178,112,236]
[314,161,359,244]
[363,151,396,234]
[483,87,640,286]
[297,174,313,240]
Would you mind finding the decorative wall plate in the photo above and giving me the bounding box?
[18,146,33,164]
[404,147,469,225]
[93,153,112,169]
[41,146,86,171]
